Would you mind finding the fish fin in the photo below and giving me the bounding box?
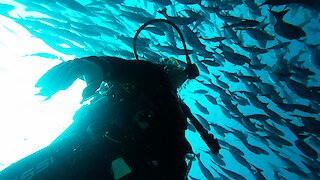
[298,19,310,28]
[278,9,290,19]
[195,153,201,159]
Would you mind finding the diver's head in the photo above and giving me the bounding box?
[159,57,188,89]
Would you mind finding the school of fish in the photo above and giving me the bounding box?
[0,0,319,179]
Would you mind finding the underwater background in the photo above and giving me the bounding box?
[0,0,319,179]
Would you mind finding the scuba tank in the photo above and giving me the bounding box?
[133,19,221,154]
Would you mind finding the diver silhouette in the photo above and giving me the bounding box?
[0,19,220,180]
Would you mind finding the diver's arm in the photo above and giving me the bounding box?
[75,56,115,80]
[35,56,104,100]
[35,55,162,101]
[77,56,164,84]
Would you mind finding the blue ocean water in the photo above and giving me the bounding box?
[0,0,319,179]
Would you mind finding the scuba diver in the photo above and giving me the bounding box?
[0,19,220,180]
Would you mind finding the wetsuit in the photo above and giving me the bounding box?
[0,56,191,180]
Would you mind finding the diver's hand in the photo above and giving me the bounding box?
[35,58,104,101]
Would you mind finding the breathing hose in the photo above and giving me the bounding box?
[133,19,199,79]
[133,19,220,154]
